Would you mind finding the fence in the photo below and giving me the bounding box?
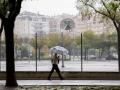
[0,31,118,72]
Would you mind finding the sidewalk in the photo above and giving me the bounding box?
[0,80,120,90]
[0,80,120,86]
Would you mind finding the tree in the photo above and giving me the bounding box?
[0,19,4,64]
[47,33,61,48]
[77,0,120,71]
[30,35,48,60]
[82,30,96,48]
[103,31,117,57]
[14,34,23,59]
[62,35,71,48]
[0,0,23,87]
[75,30,97,59]
[94,31,118,59]
[83,30,96,59]
[76,2,92,20]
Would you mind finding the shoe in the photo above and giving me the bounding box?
[48,78,51,80]
[60,78,64,80]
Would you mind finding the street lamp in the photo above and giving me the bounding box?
[81,33,83,72]
[60,18,75,67]
[35,32,38,72]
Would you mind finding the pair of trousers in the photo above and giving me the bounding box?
[48,64,63,79]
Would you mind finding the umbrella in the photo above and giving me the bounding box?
[50,46,68,55]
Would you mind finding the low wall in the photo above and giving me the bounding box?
[0,72,120,80]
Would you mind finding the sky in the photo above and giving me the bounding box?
[21,0,78,16]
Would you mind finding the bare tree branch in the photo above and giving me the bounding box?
[112,20,119,31]
[80,0,119,21]
[102,0,118,21]
[101,0,112,16]
[85,2,112,19]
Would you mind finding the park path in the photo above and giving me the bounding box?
[0,60,118,72]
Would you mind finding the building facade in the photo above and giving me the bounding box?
[13,11,115,39]
[14,11,49,38]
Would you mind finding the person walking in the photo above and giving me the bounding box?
[48,53,63,80]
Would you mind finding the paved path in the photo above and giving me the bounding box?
[0,60,119,72]
[0,80,120,86]
[0,80,120,90]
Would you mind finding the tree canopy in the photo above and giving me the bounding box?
[77,0,120,28]
[77,0,120,71]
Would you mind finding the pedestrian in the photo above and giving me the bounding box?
[48,53,63,80]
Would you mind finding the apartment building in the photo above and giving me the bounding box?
[14,11,49,38]
[13,11,115,39]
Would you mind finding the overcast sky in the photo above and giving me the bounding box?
[21,0,78,16]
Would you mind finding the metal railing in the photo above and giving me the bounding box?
[0,31,118,72]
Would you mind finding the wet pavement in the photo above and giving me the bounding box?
[0,60,119,72]
[0,80,120,86]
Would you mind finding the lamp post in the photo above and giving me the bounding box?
[35,32,38,72]
[81,33,83,72]
[60,18,75,67]
[61,30,64,67]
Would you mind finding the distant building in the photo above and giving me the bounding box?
[14,11,49,38]
[14,11,115,39]
[49,17,59,33]
[48,13,114,38]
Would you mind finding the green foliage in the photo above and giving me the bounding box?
[47,33,61,48]
[104,1,120,21]
[83,30,96,48]
[30,36,47,49]
[81,7,93,20]
[62,35,71,47]
[78,0,120,23]
[75,30,117,50]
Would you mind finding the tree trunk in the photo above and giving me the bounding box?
[4,19,18,87]
[112,21,120,71]
[0,20,3,68]
[117,28,120,72]
[0,37,1,60]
